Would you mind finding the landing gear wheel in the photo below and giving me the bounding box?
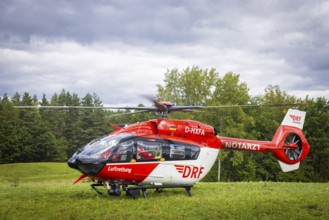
[108,181,121,196]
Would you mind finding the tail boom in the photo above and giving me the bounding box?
[218,109,310,172]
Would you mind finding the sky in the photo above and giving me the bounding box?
[1,0,329,106]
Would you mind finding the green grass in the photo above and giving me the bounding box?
[0,163,329,220]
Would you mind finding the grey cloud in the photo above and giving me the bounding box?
[0,0,202,45]
[1,0,328,104]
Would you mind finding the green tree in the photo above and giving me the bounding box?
[212,72,250,105]
[209,73,257,181]
[12,92,66,162]
[157,66,218,106]
[11,92,21,106]
[0,94,20,163]
[79,93,108,147]
[45,91,66,139]
[299,97,329,182]
[61,91,83,156]
[41,90,80,157]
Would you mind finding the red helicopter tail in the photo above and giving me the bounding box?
[270,109,310,172]
[219,109,310,172]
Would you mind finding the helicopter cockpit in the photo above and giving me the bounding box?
[68,133,133,175]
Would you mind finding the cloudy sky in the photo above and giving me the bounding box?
[1,0,328,106]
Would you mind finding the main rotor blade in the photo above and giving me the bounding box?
[168,106,202,112]
[13,105,158,111]
[13,106,107,109]
[107,110,151,117]
[13,103,299,110]
[106,106,158,111]
[201,103,300,109]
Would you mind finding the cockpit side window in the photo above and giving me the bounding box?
[162,143,200,161]
[136,139,162,161]
[108,139,135,163]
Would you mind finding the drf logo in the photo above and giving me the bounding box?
[174,165,204,178]
[290,115,302,124]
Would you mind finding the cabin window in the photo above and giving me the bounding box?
[162,143,200,160]
[185,145,200,160]
[170,144,185,159]
[136,140,162,161]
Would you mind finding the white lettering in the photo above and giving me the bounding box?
[108,166,132,174]
[224,141,260,151]
[185,126,205,136]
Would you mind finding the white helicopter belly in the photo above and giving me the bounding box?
[141,147,219,185]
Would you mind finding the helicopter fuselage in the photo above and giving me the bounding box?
[68,118,221,186]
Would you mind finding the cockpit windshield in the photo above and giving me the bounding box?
[69,133,133,164]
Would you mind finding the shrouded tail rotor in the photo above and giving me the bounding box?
[284,132,303,161]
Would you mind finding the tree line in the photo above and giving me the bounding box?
[0,67,328,182]
[0,91,108,163]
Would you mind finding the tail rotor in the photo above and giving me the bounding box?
[284,132,303,161]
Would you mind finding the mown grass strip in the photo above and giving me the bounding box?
[0,163,328,219]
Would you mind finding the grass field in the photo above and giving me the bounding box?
[0,163,328,220]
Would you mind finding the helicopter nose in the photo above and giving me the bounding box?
[68,153,106,176]
[68,155,79,170]
[75,160,106,176]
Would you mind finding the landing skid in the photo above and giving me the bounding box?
[91,183,103,195]
[90,181,193,199]
[126,185,193,199]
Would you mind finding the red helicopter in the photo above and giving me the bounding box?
[65,98,310,198]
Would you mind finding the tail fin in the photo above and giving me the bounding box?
[272,109,310,172]
[281,109,306,129]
